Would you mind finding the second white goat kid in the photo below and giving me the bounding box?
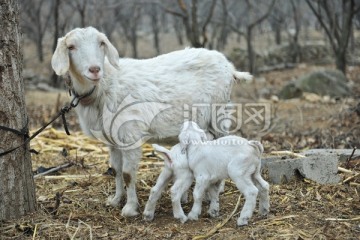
[51,27,252,217]
[143,121,208,222]
[151,135,270,226]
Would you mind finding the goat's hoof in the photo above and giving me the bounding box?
[175,215,188,223]
[237,217,249,226]
[121,203,139,217]
[208,209,219,218]
[259,207,270,216]
[106,196,121,207]
[143,212,154,221]
[187,212,199,221]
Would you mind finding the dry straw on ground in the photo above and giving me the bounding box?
[1,128,359,239]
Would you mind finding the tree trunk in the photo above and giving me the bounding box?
[130,27,138,58]
[247,26,255,74]
[36,34,44,62]
[0,0,37,220]
[173,19,184,45]
[335,49,347,73]
[51,0,61,87]
[274,26,281,45]
[150,4,161,55]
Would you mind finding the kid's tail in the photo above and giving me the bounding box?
[248,140,264,156]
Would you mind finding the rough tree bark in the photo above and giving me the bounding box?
[0,0,37,220]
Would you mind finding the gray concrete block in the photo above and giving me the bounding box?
[303,149,359,162]
[298,154,340,184]
[264,158,302,184]
[260,149,355,184]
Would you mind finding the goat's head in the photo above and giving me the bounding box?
[179,121,207,154]
[51,27,119,84]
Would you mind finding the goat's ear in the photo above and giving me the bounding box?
[152,144,172,166]
[200,132,208,142]
[180,143,188,154]
[100,33,119,69]
[51,37,69,76]
[178,132,189,154]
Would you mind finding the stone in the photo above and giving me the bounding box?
[278,81,303,99]
[297,70,350,97]
[261,148,358,184]
[278,69,351,99]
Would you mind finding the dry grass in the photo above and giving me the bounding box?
[0,128,359,239]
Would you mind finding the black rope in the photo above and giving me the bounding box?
[0,86,96,158]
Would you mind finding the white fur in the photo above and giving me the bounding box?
[146,122,270,226]
[51,27,252,217]
[178,121,209,153]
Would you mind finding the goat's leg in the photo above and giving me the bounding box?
[143,167,173,221]
[121,148,142,217]
[228,165,258,226]
[252,167,270,216]
[204,179,225,203]
[106,147,124,207]
[207,181,222,218]
[170,170,193,223]
[188,176,210,221]
[180,191,189,204]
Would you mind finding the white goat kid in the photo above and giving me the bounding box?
[151,135,270,226]
[187,137,269,226]
[51,27,252,217]
[143,143,192,223]
[143,121,208,222]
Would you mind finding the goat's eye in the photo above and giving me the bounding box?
[68,45,75,50]
[100,41,105,47]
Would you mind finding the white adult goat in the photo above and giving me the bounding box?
[51,27,252,217]
[146,124,270,226]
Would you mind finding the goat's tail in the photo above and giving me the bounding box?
[233,71,253,83]
[248,140,264,156]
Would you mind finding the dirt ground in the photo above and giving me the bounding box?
[1,64,360,239]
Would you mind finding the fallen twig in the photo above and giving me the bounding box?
[51,192,62,215]
[343,172,360,184]
[32,224,38,240]
[345,147,357,169]
[43,174,103,180]
[269,151,306,158]
[325,216,360,221]
[338,166,353,174]
[34,162,74,179]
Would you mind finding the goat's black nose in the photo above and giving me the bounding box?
[89,66,100,74]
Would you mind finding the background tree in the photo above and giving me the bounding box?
[0,0,37,220]
[114,1,143,58]
[68,0,91,28]
[268,1,287,45]
[306,0,360,73]
[288,0,303,63]
[229,0,276,73]
[146,3,162,55]
[19,0,53,62]
[164,0,218,48]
